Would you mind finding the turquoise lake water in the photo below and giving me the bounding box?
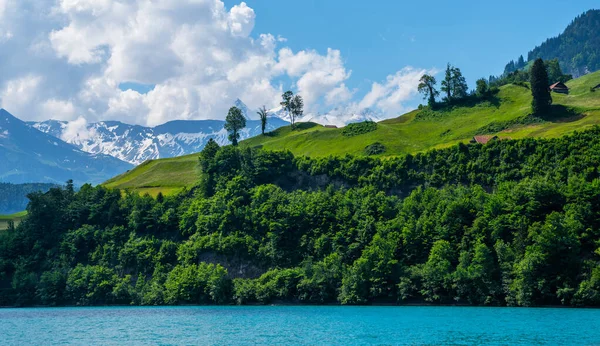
[0,306,599,345]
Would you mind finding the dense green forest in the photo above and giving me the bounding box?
[2,126,600,307]
[490,10,599,87]
[528,10,600,77]
[0,183,56,214]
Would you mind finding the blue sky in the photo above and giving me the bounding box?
[227,0,598,101]
[0,1,596,126]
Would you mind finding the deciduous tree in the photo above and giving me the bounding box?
[418,74,439,107]
[224,106,246,146]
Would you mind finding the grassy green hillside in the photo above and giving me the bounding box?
[103,154,200,196]
[243,71,600,154]
[105,71,600,195]
[0,211,27,231]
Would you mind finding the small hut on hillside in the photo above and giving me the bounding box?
[470,135,498,144]
[550,82,569,94]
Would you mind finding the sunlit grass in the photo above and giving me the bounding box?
[104,71,600,195]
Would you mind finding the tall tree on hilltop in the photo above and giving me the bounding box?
[504,60,517,75]
[290,95,304,129]
[517,55,526,69]
[475,78,489,97]
[530,58,552,115]
[441,63,453,101]
[224,106,246,146]
[451,67,468,99]
[257,106,268,135]
[418,74,439,107]
[441,63,468,102]
[281,91,294,127]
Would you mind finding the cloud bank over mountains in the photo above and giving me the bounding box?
[0,0,431,126]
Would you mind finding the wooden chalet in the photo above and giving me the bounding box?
[549,82,569,94]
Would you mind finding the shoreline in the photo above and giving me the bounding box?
[2,303,598,309]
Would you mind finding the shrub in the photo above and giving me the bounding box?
[364,142,386,155]
[342,121,377,137]
[512,81,530,89]
[164,263,232,305]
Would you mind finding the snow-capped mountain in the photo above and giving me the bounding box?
[0,109,132,185]
[266,105,289,121]
[234,99,256,120]
[31,117,289,165]
[29,99,383,167]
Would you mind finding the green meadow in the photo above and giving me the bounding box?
[104,71,600,195]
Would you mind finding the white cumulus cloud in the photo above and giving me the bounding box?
[0,0,432,126]
[62,116,97,142]
[359,67,436,115]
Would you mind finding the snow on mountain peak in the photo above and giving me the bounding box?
[31,116,289,165]
[234,99,255,120]
[28,99,387,166]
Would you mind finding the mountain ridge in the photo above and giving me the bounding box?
[0,109,132,185]
[31,116,289,165]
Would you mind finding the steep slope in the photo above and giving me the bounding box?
[103,153,200,197]
[104,71,600,195]
[245,71,600,156]
[0,109,132,185]
[31,117,289,165]
[528,9,600,76]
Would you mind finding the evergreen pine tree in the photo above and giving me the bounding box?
[451,67,468,99]
[530,58,552,115]
[517,55,526,69]
[441,63,453,102]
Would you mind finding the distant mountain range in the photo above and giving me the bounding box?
[0,182,57,214]
[32,102,290,165]
[1,98,380,185]
[30,99,382,165]
[0,109,132,185]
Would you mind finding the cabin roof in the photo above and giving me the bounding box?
[550,82,569,90]
[472,135,497,144]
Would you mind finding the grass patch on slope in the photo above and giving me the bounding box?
[104,154,200,195]
[0,211,27,231]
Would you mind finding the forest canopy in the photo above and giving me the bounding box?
[3,127,600,307]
